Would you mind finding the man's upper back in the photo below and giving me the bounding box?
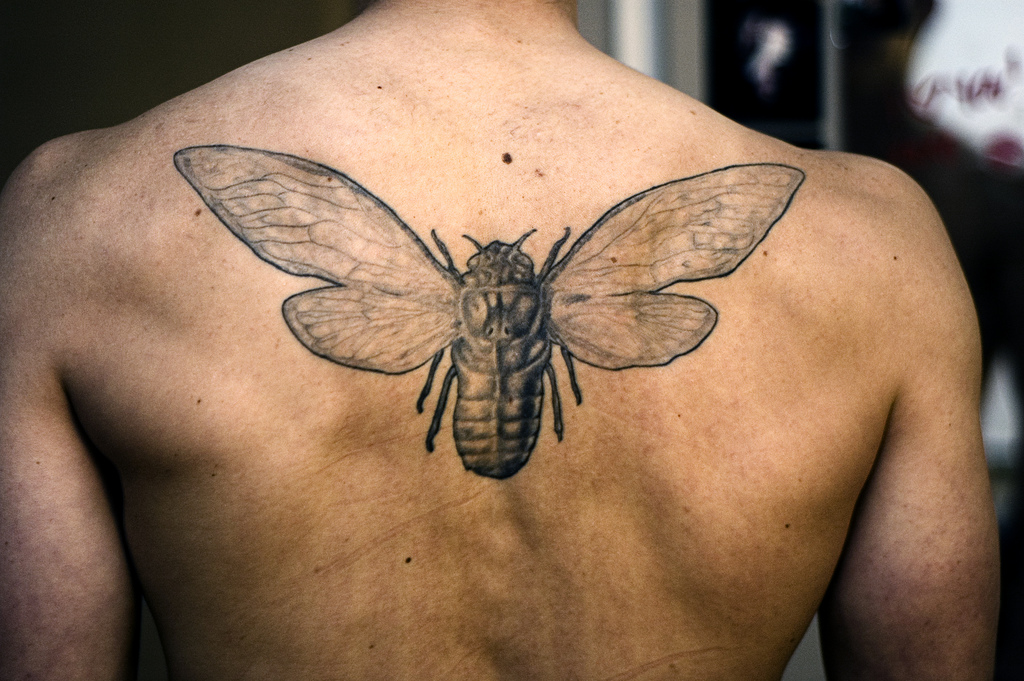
[0,2,998,680]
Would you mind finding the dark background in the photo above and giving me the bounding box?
[708,0,820,125]
[0,0,362,185]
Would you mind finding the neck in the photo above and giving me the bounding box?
[359,0,579,35]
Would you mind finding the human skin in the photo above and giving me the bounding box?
[0,1,998,679]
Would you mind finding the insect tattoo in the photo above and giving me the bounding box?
[174,145,803,479]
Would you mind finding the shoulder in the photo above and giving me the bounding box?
[0,133,103,342]
[0,125,166,364]
[795,149,978,388]
[1,131,102,231]
[809,150,973,329]
[0,127,132,250]
[800,150,954,255]
[714,142,979,396]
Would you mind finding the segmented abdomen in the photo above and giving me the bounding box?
[451,334,551,479]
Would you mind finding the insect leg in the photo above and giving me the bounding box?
[430,230,459,275]
[538,227,572,280]
[560,345,583,405]
[545,362,564,441]
[416,349,446,413]
[426,364,458,452]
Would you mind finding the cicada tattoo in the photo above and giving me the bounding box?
[174,145,803,479]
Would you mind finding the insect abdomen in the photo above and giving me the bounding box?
[451,335,551,479]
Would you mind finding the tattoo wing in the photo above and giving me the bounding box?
[174,145,460,373]
[544,164,804,369]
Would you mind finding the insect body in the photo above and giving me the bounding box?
[174,145,804,479]
[445,235,552,478]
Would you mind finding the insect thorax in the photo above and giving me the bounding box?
[460,239,543,341]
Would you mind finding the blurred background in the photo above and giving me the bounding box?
[2,1,1022,679]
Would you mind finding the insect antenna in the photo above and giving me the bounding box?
[417,349,446,413]
[538,227,572,281]
[430,230,459,275]
[463,234,485,252]
[545,362,564,441]
[513,229,536,250]
[560,345,583,405]
[426,364,458,452]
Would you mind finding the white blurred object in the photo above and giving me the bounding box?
[906,0,1024,171]
[609,0,664,80]
[741,15,795,101]
[982,353,1021,469]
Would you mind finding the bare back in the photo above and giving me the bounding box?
[0,3,999,680]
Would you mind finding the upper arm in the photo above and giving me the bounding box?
[0,142,137,680]
[818,162,1000,679]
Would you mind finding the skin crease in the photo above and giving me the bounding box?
[0,1,999,680]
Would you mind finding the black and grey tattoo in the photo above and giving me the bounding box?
[174,145,803,479]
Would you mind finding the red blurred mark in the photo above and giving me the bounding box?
[909,47,1022,114]
[984,133,1024,172]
